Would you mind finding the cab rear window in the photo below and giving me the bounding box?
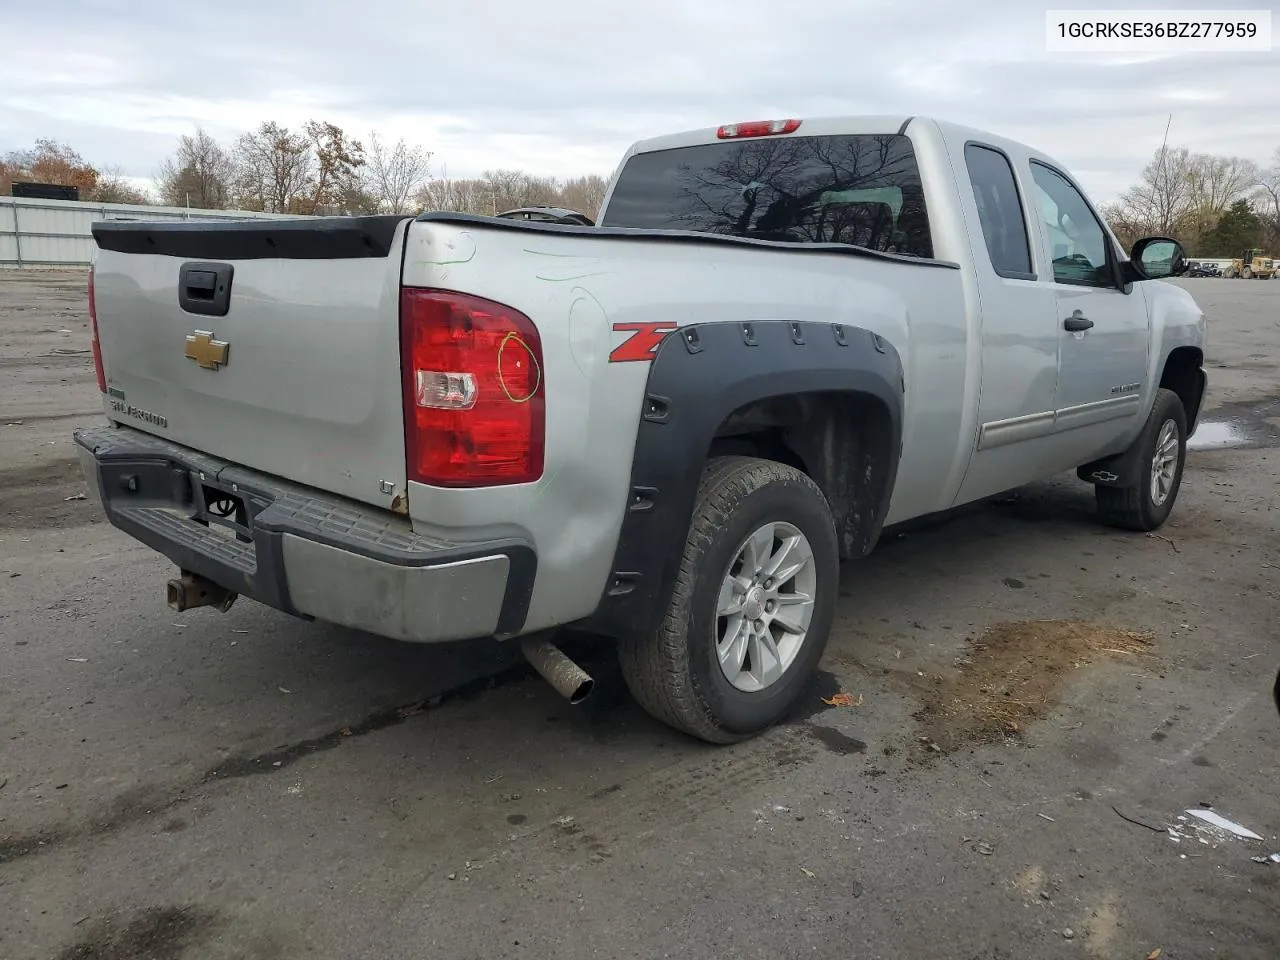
[600,133,933,259]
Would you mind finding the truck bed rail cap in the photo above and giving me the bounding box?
[412,212,960,270]
[91,215,409,259]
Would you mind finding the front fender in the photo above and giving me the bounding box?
[1146,280,1207,399]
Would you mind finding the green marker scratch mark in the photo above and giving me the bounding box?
[418,248,476,266]
[526,459,566,506]
[535,272,613,282]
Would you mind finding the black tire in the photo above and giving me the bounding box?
[1095,387,1188,531]
[618,456,840,744]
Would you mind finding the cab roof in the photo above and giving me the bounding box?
[619,115,1076,193]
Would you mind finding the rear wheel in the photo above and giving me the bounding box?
[1243,266,1254,279]
[618,456,840,744]
[1095,387,1187,531]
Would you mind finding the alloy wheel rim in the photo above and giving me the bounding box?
[1150,419,1180,506]
[715,521,817,693]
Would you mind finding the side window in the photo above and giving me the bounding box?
[1028,161,1113,286]
[963,144,1033,279]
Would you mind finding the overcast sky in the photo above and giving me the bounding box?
[2,0,1276,203]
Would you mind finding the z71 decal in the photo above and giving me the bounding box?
[609,322,679,363]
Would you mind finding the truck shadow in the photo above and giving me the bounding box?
[0,467,1213,874]
[205,468,1173,758]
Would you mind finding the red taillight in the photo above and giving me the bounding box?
[399,288,545,487]
[88,266,106,393]
[716,119,802,139]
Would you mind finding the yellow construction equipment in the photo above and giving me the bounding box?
[1221,249,1276,279]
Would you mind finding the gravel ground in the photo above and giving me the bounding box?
[1,269,1278,960]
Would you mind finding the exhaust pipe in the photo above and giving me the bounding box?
[167,570,238,613]
[521,635,594,705]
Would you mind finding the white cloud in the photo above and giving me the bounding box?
[1,0,1276,202]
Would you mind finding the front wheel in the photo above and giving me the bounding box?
[618,456,840,744]
[1095,387,1188,531]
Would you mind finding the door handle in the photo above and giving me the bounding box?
[1063,311,1093,333]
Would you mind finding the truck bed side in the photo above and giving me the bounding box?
[400,214,970,634]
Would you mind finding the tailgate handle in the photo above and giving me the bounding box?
[185,270,217,298]
[178,262,234,317]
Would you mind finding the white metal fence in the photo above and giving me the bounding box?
[0,196,305,267]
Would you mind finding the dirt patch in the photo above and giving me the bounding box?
[0,352,95,370]
[903,620,1156,756]
[201,662,533,782]
[0,784,192,867]
[0,456,98,532]
[56,905,219,960]
[1013,864,1046,897]
[0,826,69,865]
[2,669,538,869]
[1082,890,1123,957]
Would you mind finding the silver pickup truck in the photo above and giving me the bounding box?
[75,114,1207,743]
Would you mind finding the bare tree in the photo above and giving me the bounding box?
[1255,147,1280,249]
[1182,153,1261,245]
[365,132,432,213]
[1114,145,1196,238]
[89,165,151,205]
[416,167,611,219]
[302,121,365,214]
[1188,154,1260,216]
[341,182,384,215]
[1105,144,1263,253]
[1100,200,1148,252]
[232,121,314,213]
[482,168,559,213]
[558,174,609,218]
[156,127,235,208]
[417,166,489,214]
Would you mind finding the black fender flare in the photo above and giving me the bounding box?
[581,318,905,642]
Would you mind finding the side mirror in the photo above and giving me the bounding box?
[1129,236,1188,280]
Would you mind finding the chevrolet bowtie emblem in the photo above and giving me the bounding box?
[184,330,229,370]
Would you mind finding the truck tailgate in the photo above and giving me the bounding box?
[90,215,411,511]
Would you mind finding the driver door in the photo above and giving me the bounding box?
[1027,161,1149,465]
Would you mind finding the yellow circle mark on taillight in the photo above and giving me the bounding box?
[497,332,542,404]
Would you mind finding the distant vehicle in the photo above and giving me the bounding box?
[495,205,595,226]
[75,115,1207,743]
[1186,261,1219,277]
[1221,249,1275,279]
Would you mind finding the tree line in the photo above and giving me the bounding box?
[2,122,609,219]
[1101,144,1280,258]
[0,139,152,204]
[10,124,1277,257]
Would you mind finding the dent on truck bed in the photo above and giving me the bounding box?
[582,318,904,642]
